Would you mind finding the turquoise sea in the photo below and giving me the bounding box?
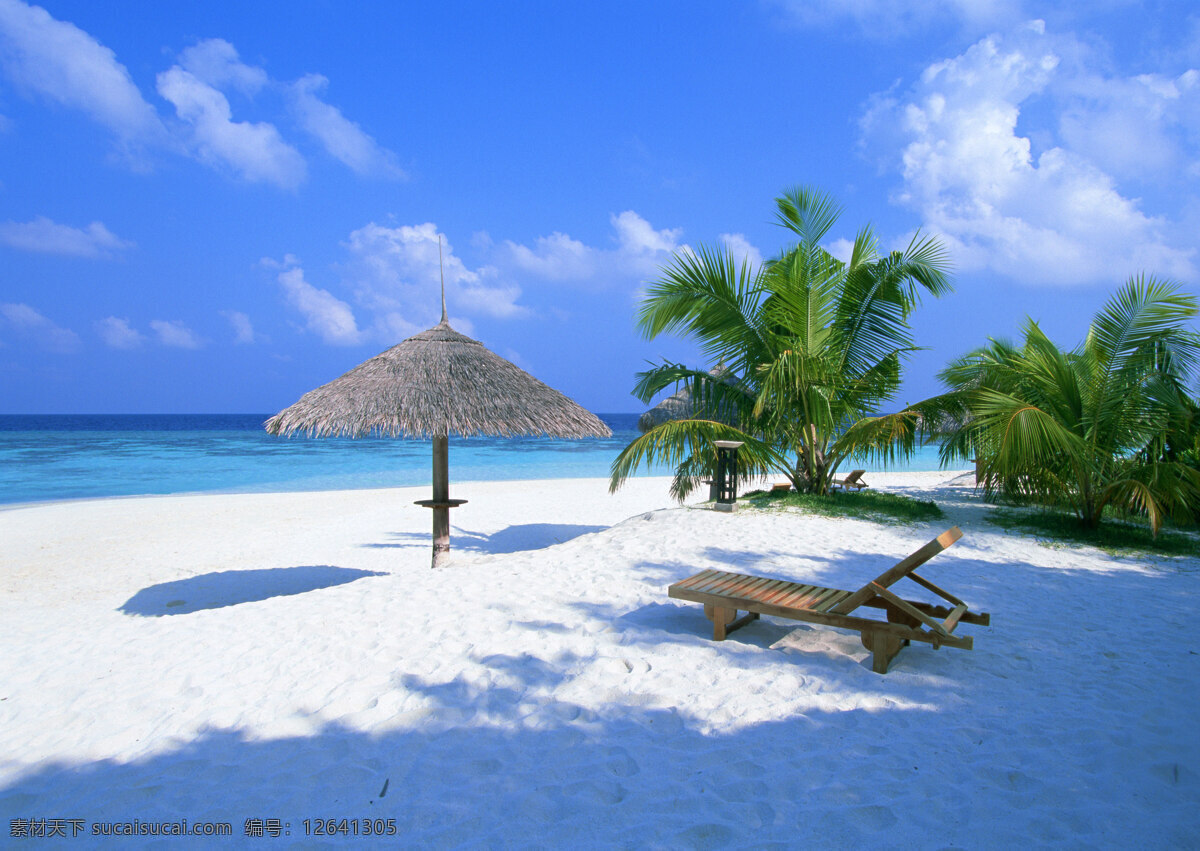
[0,414,951,506]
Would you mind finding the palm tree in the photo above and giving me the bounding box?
[1169,395,1200,523]
[610,185,952,499]
[929,276,1200,534]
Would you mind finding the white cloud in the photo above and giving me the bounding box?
[276,212,689,347]
[0,216,133,258]
[344,222,527,321]
[457,280,525,319]
[719,233,764,272]
[157,66,306,189]
[1056,69,1200,182]
[259,253,299,271]
[170,39,403,183]
[369,311,422,344]
[611,211,685,275]
[824,237,856,265]
[861,21,1197,285]
[276,264,364,345]
[290,74,404,179]
[150,319,203,349]
[503,211,685,286]
[0,6,400,184]
[0,0,166,147]
[769,0,1024,38]
[178,38,267,96]
[0,302,81,352]
[95,316,143,349]
[220,309,255,344]
[272,225,527,347]
[501,347,531,371]
[504,231,596,281]
[99,315,229,352]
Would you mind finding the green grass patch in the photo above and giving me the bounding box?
[741,487,944,525]
[987,507,1200,559]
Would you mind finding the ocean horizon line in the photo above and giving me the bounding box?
[0,412,960,507]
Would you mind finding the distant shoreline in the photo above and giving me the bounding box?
[0,413,961,507]
[0,470,975,513]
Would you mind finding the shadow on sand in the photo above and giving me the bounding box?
[119,566,387,616]
[363,523,607,556]
[1,630,1192,848]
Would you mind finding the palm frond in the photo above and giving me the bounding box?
[970,388,1092,480]
[834,409,925,469]
[636,242,764,360]
[1096,461,1200,534]
[608,419,786,498]
[773,185,843,248]
[897,230,954,298]
[1086,276,1200,441]
[845,225,878,270]
[759,243,841,358]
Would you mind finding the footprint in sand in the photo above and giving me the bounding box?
[713,778,769,803]
[673,823,736,848]
[847,805,899,831]
[470,758,503,775]
[564,779,626,805]
[603,746,640,777]
[599,656,651,675]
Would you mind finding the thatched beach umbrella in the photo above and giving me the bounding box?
[637,365,735,433]
[637,384,694,433]
[265,298,610,567]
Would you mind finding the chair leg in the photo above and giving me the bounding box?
[885,605,919,646]
[861,630,904,674]
[704,604,736,640]
[703,604,760,640]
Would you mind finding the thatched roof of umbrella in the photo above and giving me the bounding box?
[265,319,610,440]
[637,366,735,433]
[637,385,694,433]
[266,304,609,568]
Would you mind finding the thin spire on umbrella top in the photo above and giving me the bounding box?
[439,234,448,324]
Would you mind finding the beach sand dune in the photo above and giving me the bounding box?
[2,473,1198,847]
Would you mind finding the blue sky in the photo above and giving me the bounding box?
[1,0,1197,415]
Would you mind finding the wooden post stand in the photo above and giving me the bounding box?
[713,440,743,512]
[431,433,450,561]
[414,433,467,568]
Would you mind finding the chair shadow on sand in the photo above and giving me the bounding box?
[119,566,386,617]
[364,523,606,556]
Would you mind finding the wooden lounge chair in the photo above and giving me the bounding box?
[667,527,989,673]
[831,469,868,490]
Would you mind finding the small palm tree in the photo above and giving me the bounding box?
[610,186,952,499]
[930,276,1200,533]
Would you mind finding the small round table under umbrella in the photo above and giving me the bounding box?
[265,303,610,567]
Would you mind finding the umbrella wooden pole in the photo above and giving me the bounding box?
[431,433,450,568]
[413,434,466,568]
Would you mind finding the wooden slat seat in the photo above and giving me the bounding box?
[668,526,990,674]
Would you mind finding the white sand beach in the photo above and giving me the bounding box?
[2,472,1198,847]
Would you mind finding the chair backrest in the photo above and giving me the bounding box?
[844,470,866,483]
[828,526,963,615]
